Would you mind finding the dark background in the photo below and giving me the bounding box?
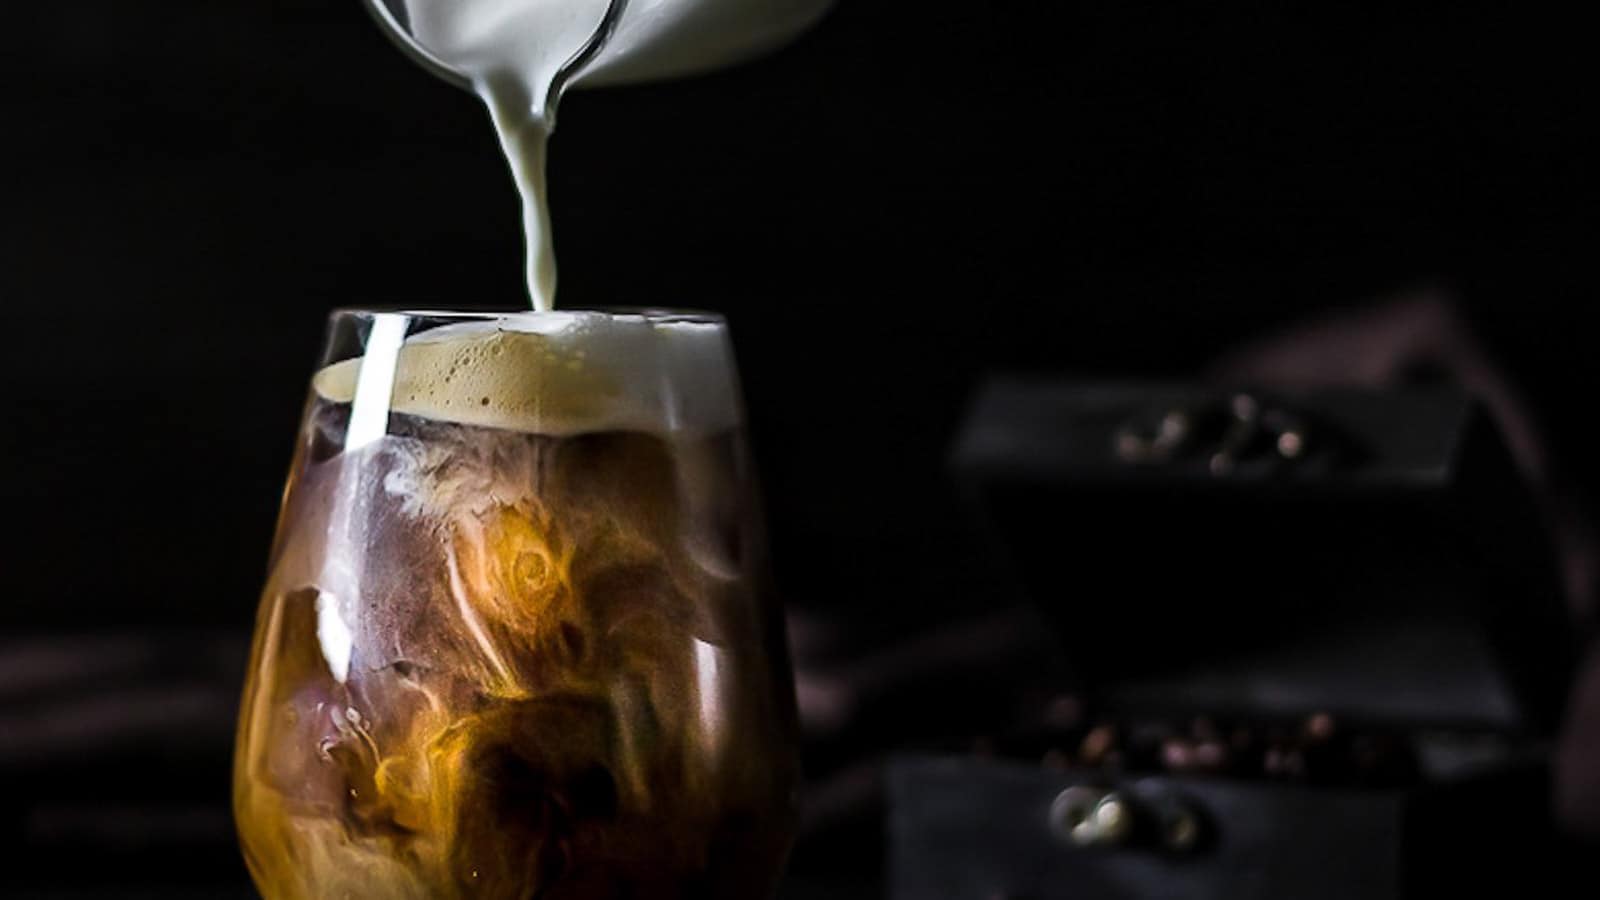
[5,0,1596,633]
[2,0,1597,894]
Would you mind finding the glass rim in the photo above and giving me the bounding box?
[326,306,728,326]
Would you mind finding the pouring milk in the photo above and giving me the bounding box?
[368,0,834,310]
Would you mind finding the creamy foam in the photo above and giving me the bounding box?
[313,313,739,435]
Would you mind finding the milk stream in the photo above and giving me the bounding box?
[483,81,559,311]
[403,0,615,310]
[395,0,833,310]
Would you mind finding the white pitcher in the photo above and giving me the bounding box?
[369,0,834,112]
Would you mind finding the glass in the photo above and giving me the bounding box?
[233,309,800,898]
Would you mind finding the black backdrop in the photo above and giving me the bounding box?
[3,0,1596,634]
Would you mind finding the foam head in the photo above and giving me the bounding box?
[313,311,741,436]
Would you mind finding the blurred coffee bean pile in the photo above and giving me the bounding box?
[973,709,1420,787]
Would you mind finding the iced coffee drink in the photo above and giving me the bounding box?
[233,310,799,899]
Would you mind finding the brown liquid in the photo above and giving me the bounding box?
[234,398,799,898]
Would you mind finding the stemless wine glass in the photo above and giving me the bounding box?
[233,309,800,899]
